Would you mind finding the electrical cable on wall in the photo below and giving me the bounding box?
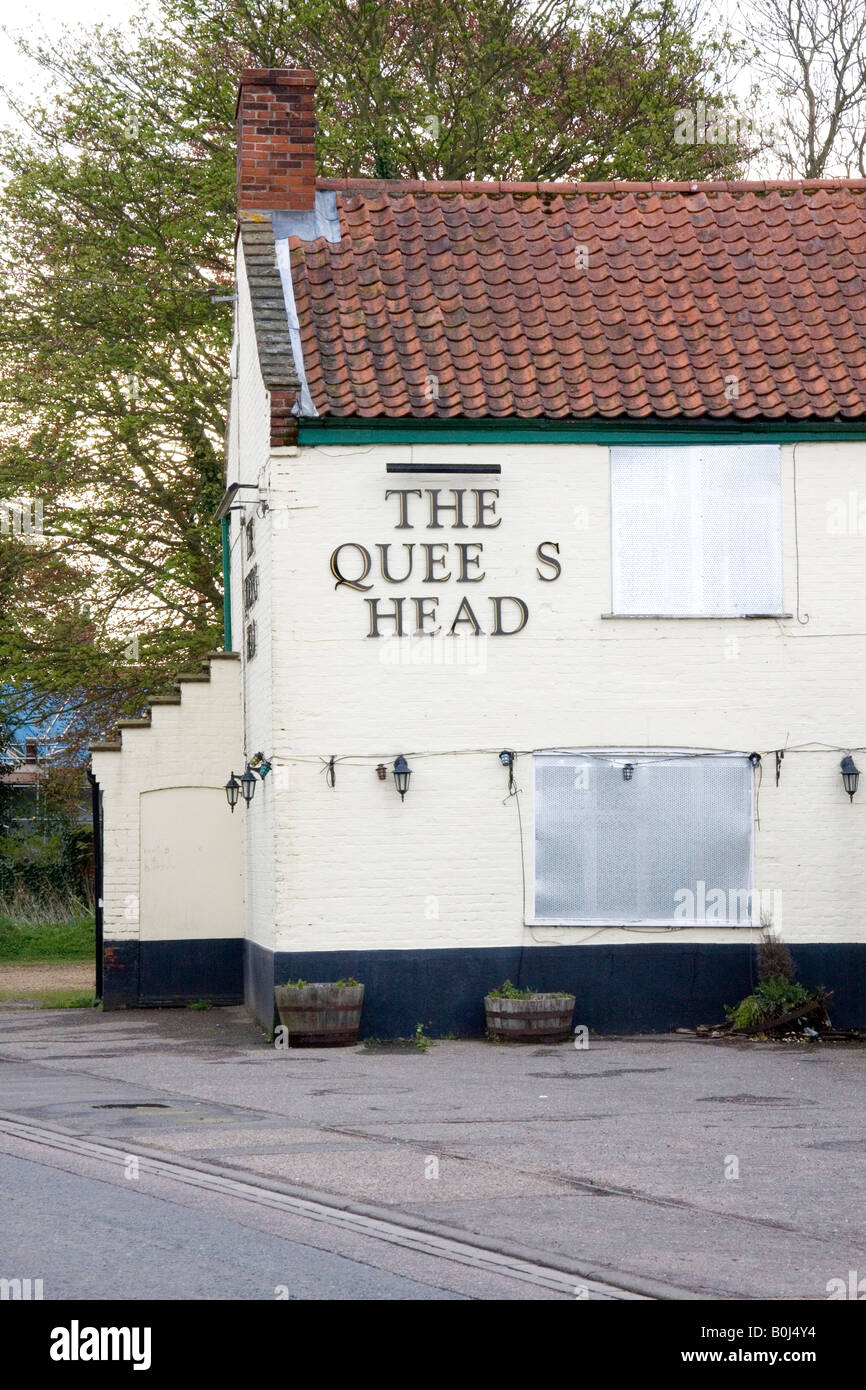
[282,743,866,768]
[268,742,865,949]
[289,745,794,946]
[752,753,763,830]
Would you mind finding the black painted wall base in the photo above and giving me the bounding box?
[107,937,866,1035]
[102,938,244,1009]
[251,940,866,1036]
[244,938,277,1033]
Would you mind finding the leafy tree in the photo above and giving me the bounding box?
[169,0,750,181]
[0,20,234,738]
[0,0,748,740]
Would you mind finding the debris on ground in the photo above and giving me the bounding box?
[695,990,865,1042]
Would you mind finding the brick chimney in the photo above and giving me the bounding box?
[236,68,316,212]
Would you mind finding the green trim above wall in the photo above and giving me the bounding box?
[220,515,232,652]
[298,416,866,446]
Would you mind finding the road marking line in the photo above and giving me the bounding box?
[0,1114,647,1300]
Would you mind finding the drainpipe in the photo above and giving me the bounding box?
[221,515,232,651]
[86,769,103,1000]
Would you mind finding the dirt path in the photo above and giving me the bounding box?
[0,962,95,993]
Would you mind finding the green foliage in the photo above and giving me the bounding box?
[725,992,763,1031]
[0,0,749,733]
[756,978,811,1013]
[0,987,96,1009]
[170,0,750,182]
[0,706,16,835]
[487,980,536,999]
[0,825,91,902]
[42,991,98,1010]
[0,908,94,962]
[363,1025,434,1049]
[0,14,231,736]
[187,998,213,1009]
[282,977,360,987]
[726,977,812,1031]
[0,757,93,909]
[412,1022,434,1050]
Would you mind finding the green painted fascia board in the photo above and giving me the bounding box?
[298,417,866,446]
[220,515,232,652]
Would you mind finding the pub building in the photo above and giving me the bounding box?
[90,68,866,1035]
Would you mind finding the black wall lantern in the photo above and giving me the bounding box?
[240,764,257,806]
[622,763,634,781]
[227,757,273,811]
[393,754,411,801]
[841,755,860,802]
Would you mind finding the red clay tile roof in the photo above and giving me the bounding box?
[285,179,866,420]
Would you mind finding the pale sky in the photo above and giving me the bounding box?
[1,0,155,102]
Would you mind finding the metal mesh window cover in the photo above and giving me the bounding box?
[610,445,783,616]
[531,751,755,926]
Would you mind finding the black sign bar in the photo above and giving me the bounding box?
[385,463,501,474]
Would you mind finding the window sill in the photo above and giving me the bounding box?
[525,919,761,929]
[600,613,793,620]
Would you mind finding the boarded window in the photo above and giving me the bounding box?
[610,445,783,616]
[532,751,755,925]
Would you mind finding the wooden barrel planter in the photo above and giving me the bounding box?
[274,983,364,1047]
[484,992,575,1043]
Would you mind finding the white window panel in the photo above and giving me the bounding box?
[610,445,783,616]
[531,750,755,926]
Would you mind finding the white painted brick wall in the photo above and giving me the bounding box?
[256,439,866,953]
[226,241,278,951]
[91,657,243,942]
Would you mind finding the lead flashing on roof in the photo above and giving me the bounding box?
[272,193,341,419]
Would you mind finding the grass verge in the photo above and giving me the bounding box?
[0,988,97,1009]
[0,910,95,964]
